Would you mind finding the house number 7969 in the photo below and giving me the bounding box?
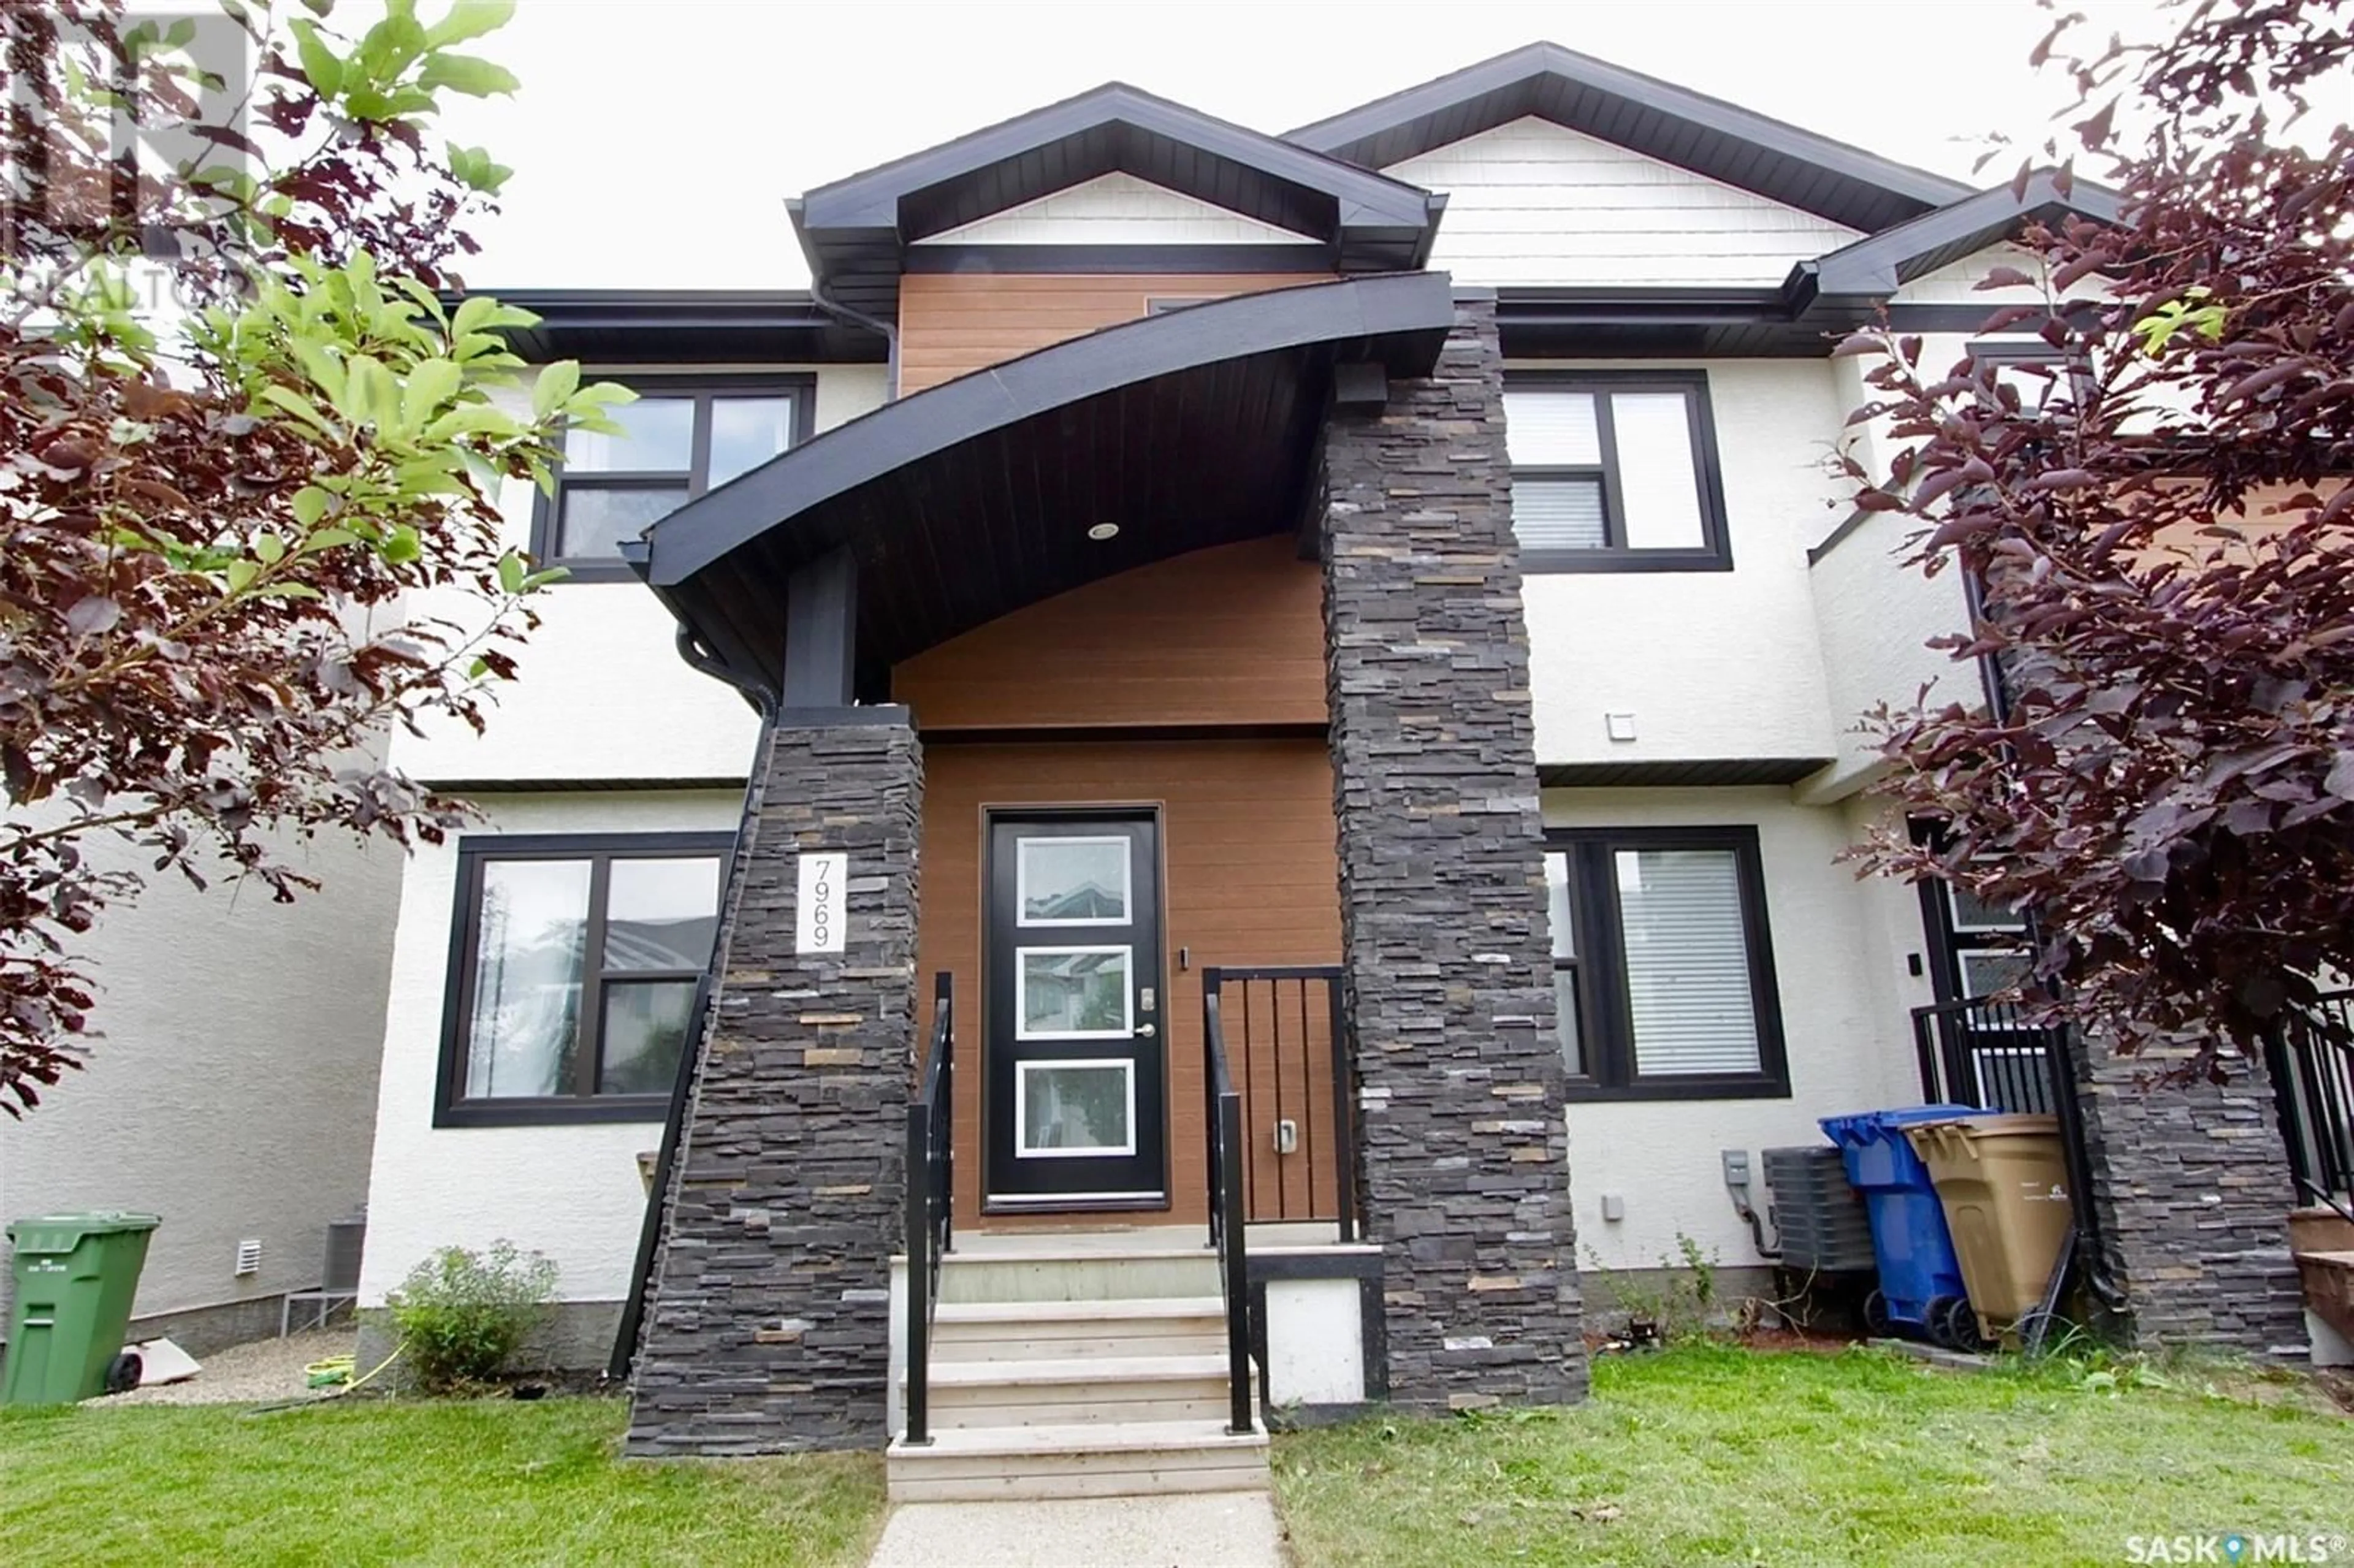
[796,853,847,955]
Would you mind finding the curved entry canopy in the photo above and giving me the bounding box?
[622,272,1457,706]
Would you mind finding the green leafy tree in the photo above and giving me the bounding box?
[1,0,630,1113]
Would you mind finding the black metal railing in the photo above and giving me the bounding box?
[1910,992,2120,1315]
[1201,965,1357,1241]
[1911,994,2061,1114]
[1202,986,1256,1436]
[2266,991,2354,1221]
[901,971,954,1447]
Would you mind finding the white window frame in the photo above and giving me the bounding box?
[1013,945,1135,1040]
[1013,1058,1139,1159]
[1015,835,1133,928]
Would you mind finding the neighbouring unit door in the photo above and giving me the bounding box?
[983,810,1168,1209]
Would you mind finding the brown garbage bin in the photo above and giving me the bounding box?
[1903,1114,2071,1342]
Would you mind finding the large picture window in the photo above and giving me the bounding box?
[1542,826,1789,1099]
[530,376,814,580]
[1504,371,1731,573]
[436,832,732,1126]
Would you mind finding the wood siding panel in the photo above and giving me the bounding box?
[916,739,1341,1232]
[892,538,1327,731]
[897,273,1333,393]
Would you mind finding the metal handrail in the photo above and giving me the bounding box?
[2268,991,2354,1225]
[1910,992,2123,1308]
[1202,988,1255,1436]
[902,971,954,1447]
[1910,993,2062,1114]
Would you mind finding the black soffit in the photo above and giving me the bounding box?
[623,272,1457,697]
[1800,171,2123,300]
[790,82,1446,318]
[1286,41,1970,236]
[443,289,886,365]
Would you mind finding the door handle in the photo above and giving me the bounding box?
[1134,1022,1157,1038]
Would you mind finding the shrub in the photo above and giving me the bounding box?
[387,1241,559,1393]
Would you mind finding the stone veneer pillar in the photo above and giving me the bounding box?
[1319,292,1586,1410]
[625,712,921,1455]
[2073,1035,2309,1359]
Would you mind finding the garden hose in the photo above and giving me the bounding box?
[243,1340,405,1417]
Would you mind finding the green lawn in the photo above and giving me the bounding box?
[1274,1343,2349,1568]
[0,1396,884,1568]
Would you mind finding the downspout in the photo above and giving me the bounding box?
[1966,571,2128,1312]
[810,277,900,402]
[606,633,779,1382]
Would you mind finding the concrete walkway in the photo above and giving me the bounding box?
[866,1492,1286,1568]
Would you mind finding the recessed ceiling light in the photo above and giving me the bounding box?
[1086,522,1120,541]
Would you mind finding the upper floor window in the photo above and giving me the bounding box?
[1968,340,2092,419]
[531,376,815,580]
[1504,372,1731,573]
[436,832,732,1127]
[1543,826,1789,1100]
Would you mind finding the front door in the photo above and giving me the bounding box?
[983,810,1167,1209]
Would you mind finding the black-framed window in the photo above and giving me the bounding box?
[1967,339,2094,418]
[1543,826,1790,1100]
[435,832,732,1127]
[530,376,815,582]
[1504,371,1732,573]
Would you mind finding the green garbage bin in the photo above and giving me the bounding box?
[4,1212,161,1405]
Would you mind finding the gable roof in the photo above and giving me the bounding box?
[1800,169,2124,299]
[1286,41,1971,237]
[791,82,1446,318]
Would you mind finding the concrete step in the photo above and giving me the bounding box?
[931,1295,1227,1362]
[2295,1247,2354,1347]
[2288,1205,2354,1259]
[886,1417,1269,1503]
[937,1246,1222,1306]
[920,1353,1243,1429]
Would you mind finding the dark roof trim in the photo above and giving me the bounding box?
[626,270,1457,589]
[791,82,1446,317]
[1287,42,1970,232]
[1537,757,1832,788]
[1801,170,2124,299]
[801,80,1436,237]
[441,288,886,365]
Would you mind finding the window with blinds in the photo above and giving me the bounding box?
[1503,374,1728,571]
[1615,848,1762,1076]
[1546,827,1789,1098]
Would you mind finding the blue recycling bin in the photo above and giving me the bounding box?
[1819,1106,1994,1338]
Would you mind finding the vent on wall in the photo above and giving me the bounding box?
[234,1238,263,1277]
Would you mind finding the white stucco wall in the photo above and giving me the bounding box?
[1802,503,1979,799]
[356,789,742,1308]
[916,172,1311,246]
[386,363,885,788]
[1389,117,1862,288]
[0,817,398,1332]
[1548,787,1927,1273]
[1518,359,1848,767]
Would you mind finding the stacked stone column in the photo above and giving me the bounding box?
[1320,292,1586,1410]
[2072,1034,2309,1358]
[625,712,921,1455]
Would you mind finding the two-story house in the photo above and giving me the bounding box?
[19,39,2322,1496]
